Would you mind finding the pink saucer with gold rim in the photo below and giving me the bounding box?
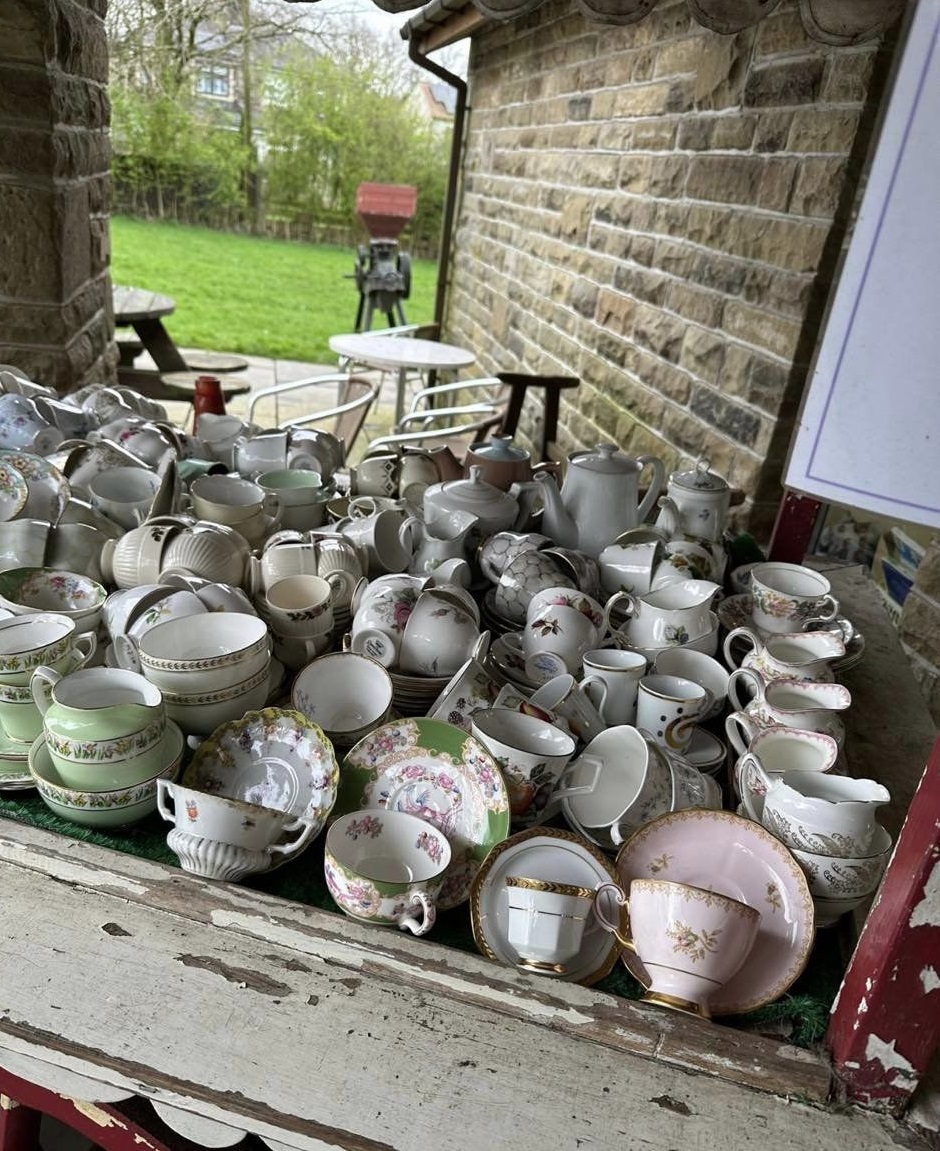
[614,808,814,1015]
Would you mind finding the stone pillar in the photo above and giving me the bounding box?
[0,0,115,393]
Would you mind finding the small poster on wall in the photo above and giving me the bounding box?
[785,0,940,531]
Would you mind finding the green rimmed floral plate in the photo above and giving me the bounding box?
[337,717,510,909]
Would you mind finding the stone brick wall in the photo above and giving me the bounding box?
[446,0,896,540]
[900,539,940,725]
[0,0,115,393]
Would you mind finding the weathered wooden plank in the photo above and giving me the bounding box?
[0,819,829,1101]
[0,848,922,1151]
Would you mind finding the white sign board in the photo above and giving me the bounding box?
[785,0,940,529]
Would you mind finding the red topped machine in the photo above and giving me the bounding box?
[350,182,417,332]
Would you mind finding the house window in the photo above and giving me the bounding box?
[196,66,230,98]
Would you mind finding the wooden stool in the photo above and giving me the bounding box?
[496,372,581,463]
[185,352,249,373]
[115,332,144,367]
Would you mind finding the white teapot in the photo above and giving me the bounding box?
[663,457,731,543]
[536,443,665,558]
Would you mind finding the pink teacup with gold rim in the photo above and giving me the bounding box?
[592,878,762,1019]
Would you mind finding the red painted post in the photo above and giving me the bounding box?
[827,735,940,1112]
[0,1096,41,1151]
[767,489,823,563]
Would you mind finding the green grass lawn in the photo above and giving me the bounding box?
[109,216,439,363]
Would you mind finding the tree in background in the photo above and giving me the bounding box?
[107,0,453,254]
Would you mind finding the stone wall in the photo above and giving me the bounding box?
[447,0,896,540]
[900,540,940,725]
[0,0,115,393]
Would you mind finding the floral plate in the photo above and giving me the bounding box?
[0,461,28,523]
[614,808,815,1015]
[469,826,627,985]
[182,706,339,834]
[337,717,511,909]
[0,449,70,523]
[718,593,865,673]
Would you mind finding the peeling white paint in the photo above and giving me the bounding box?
[857,997,868,1014]
[920,966,940,993]
[72,1099,127,1128]
[865,1034,917,1083]
[910,859,940,928]
[0,848,149,895]
[209,909,598,1025]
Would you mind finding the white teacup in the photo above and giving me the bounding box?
[189,473,277,527]
[88,467,161,529]
[749,562,840,633]
[635,673,711,754]
[291,651,393,748]
[470,707,576,823]
[256,469,328,532]
[593,879,761,1018]
[504,875,597,972]
[652,648,728,721]
[158,779,317,861]
[263,574,336,639]
[581,648,647,726]
[339,510,419,576]
[553,725,673,848]
[399,588,480,677]
[528,673,607,744]
[0,393,63,454]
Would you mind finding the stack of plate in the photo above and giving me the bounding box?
[480,589,517,638]
[388,668,452,716]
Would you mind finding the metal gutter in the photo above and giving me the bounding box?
[402,0,483,331]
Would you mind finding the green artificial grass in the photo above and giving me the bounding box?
[0,786,840,1049]
[109,216,439,364]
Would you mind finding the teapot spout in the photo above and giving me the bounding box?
[534,470,578,548]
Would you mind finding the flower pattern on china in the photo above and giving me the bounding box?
[416,829,444,864]
[345,813,383,840]
[45,720,163,762]
[666,920,722,963]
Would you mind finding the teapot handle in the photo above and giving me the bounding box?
[636,456,666,525]
[509,480,541,531]
[722,626,762,670]
[727,666,765,713]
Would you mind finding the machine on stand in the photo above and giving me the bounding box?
[348,183,417,332]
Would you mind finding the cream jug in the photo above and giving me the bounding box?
[611,579,721,649]
[536,443,665,557]
[725,668,852,754]
[723,626,845,683]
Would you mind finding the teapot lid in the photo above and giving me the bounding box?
[569,443,641,475]
[426,465,517,513]
[671,457,730,493]
[468,434,528,462]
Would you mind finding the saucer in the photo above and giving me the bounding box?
[0,725,33,772]
[337,717,510,910]
[0,449,70,523]
[470,826,627,985]
[718,594,865,673]
[0,460,28,522]
[684,727,726,775]
[614,809,815,1015]
[488,633,544,692]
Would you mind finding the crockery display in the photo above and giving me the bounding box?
[336,717,511,909]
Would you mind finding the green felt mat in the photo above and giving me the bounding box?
[0,788,839,1048]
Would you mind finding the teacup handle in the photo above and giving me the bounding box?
[727,666,765,713]
[113,634,142,675]
[722,626,761,670]
[736,752,772,823]
[323,571,349,603]
[72,631,98,670]
[601,591,636,635]
[398,515,420,554]
[29,665,61,716]
[581,674,609,716]
[396,891,436,936]
[724,710,759,758]
[266,817,317,858]
[156,777,176,824]
[550,753,604,803]
[591,882,633,952]
[803,594,840,625]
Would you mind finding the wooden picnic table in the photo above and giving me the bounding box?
[112,285,189,375]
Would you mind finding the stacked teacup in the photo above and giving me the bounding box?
[27,664,183,829]
[256,573,341,670]
[114,612,272,737]
[0,614,97,747]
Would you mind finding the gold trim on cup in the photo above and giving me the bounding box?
[505,875,596,900]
